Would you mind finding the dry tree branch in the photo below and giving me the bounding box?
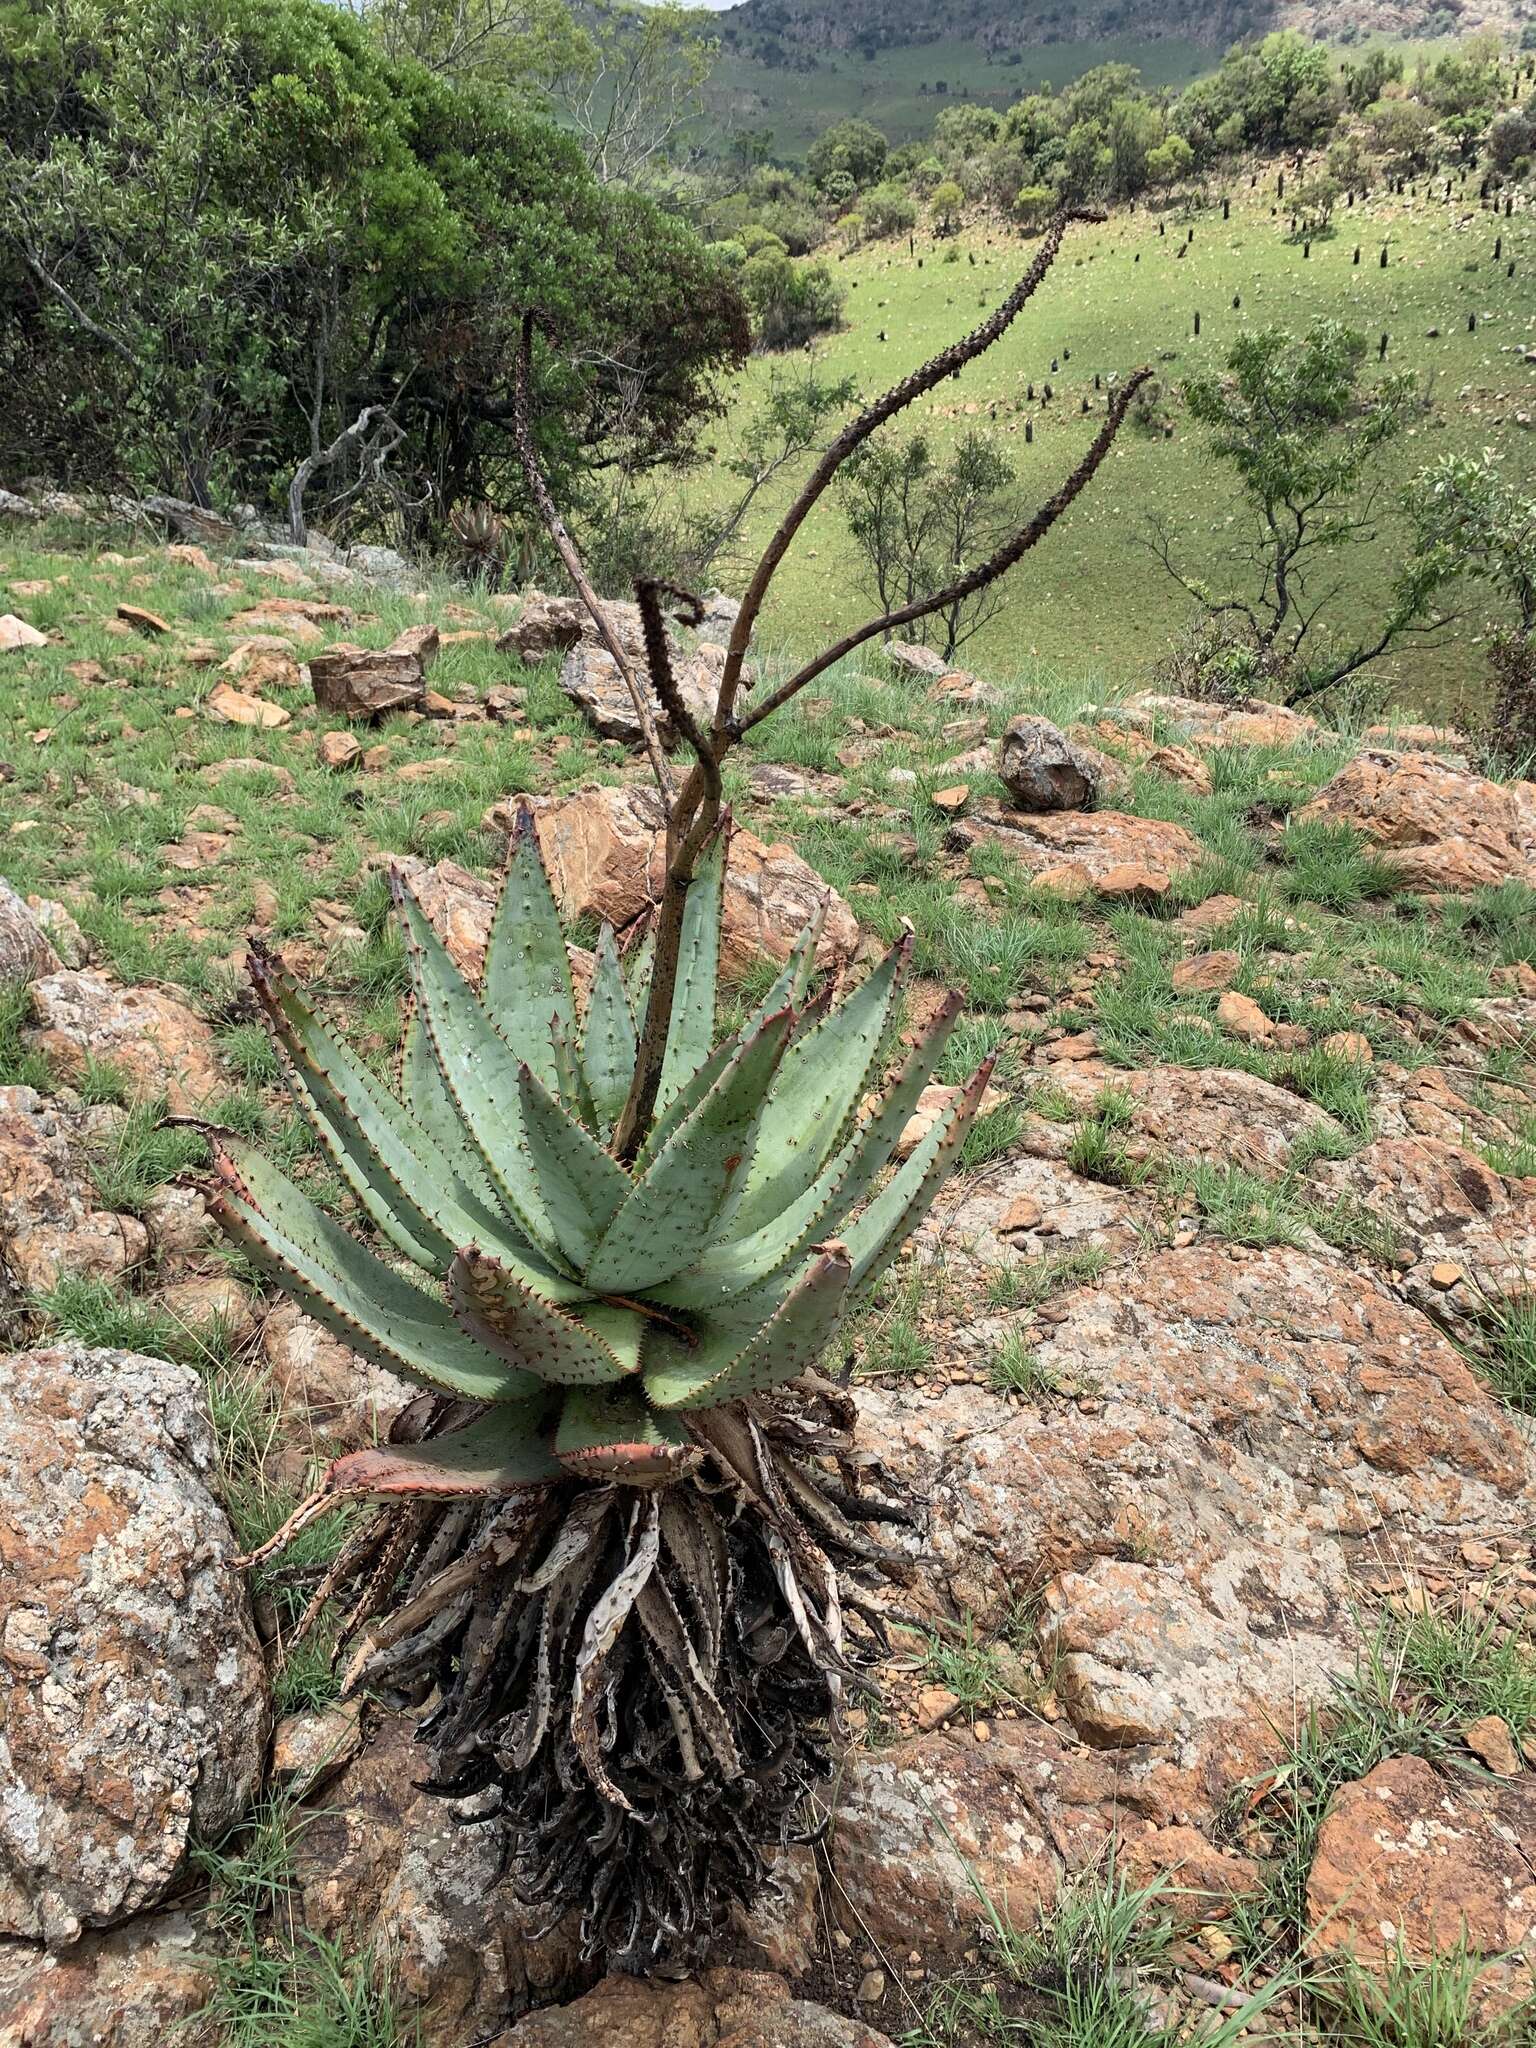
[511,313,675,799]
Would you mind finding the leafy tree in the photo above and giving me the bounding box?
[349,0,587,89]
[930,179,964,234]
[838,429,1019,661]
[1343,46,1404,112]
[1488,106,1536,174]
[1144,134,1193,191]
[806,116,887,194]
[1289,172,1341,239]
[0,0,748,532]
[1152,324,1444,703]
[1366,96,1437,172]
[861,180,917,239]
[1411,450,1536,765]
[1013,182,1055,229]
[738,246,842,349]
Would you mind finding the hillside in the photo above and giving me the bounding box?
[717,0,1532,67]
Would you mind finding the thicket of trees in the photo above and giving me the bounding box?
[0,0,748,546]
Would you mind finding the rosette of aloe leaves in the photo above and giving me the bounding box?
[213,210,1146,1966]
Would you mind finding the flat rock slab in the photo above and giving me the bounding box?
[0,1345,267,1944]
[0,1912,218,2048]
[501,1967,895,2047]
[1297,749,1536,892]
[1308,1754,1536,1976]
[1035,1062,1346,1179]
[956,809,1203,895]
[0,1085,147,1293]
[24,971,223,1110]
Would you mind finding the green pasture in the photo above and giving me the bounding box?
[685,178,1536,717]
[707,33,1213,153]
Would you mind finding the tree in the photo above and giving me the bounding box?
[838,428,1020,661]
[1366,97,1436,172]
[1411,450,1536,765]
[1014,182,1056,230]
[1289,172,1341,239]
[806,116,887,194]
[1151,323,1445,702]
[1144,134,1193,192]
[1488,106,1536,175]
[861,180,917,239]
[930,179,964,234]
[554,0,716,188]
[350,0,587,88]
[738,247,842,349]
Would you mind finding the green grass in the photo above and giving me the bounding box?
[922,1616,1021,1718]
[682,177,1536,720]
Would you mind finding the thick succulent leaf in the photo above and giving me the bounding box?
[448,1247,637,1386]
[392,875,568,1272]
[728,935,912,1235]
[517,1064,632,1272]
[740,901,825,1041]
[555,1383,699,1484]
[482,804,577,1089]
[319,1404,561,1497]
[644,1244,852,1410]
[399,1003,498,1212]
[655,828,724,1115]
[581,925,637,1137]
[631,1025,740,1176]
[207,1144,541,1402]
[250,953,500,1276]
[649,991,962,1310]
[549,1008,599,1132]
[621,925,654,1010]
[841,1055,997,1298]
[584,1008,795,1295]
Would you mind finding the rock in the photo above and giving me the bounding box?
[114,605,171,636]
[388,622,439,668]
[1297,750,1536,892]
[853,1246,1531,1784]
[488,787,859,983]
[0,490,43,522]
[1320,1029,1372,1062]
[1360,722,1467,756]
[25,896,87,969]
[1307,1755,1536,1972]
[0,1913,218,2047]
[0,878,62,985]
[924,1152,1135,1269]
[317,729,363,770]
[0,615,47,652]
[500,1967,894,2048]
[1215,989,1273,1044]
[895,1081,1008,1161]
[916,1686,962,1732]
[0,1344,267,1943]
[1027,1063,1341,1180]
[930,784,970,815]
[260,1299,416,1448]
[1307,1135,1536,1333]
[344,543,412,586]
[141,1183,216,1259]
[556,640,715,747]
[881,641,950,680]
[496,591,590,663]
[309,644,425,721]
[747,762,838,804]
[1171,950,1239,994]
[1119,1827,1260,1922]
[1144,742,1212,793]
[999,716,1121,813]
[1112,693,1321,752]
[25,972,223,1110]
[270,1700,364,1793]
[0,1086,148,1293]
[204,678,290,728]
[291,1717,582,2043]
[484,684,526,722]
[218,642,302,691]
[1464,1714,1522,1777]
[152,1273,258,1346]
[957,810,1202,896]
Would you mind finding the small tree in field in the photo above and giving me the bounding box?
[1150,322,1447,703]
[1411,450,1536,767]
[931,178,965,234]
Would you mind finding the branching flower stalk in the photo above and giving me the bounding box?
[223,209,1147,1972]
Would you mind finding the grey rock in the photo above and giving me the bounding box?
[0,490,42,522]
[0,880,61,986]
[998,715,1113,812]
[0,1344,268,1944]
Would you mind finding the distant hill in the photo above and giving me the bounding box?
[714,0,1531,68]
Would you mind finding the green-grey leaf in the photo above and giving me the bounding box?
[655,828,724,1115]
[517,1065,633,1275]
[645,1245,851,1409]
[841,1055,997,1298]
[448,1247,638,1385]
[482,803,577,1089]
[581,924,637,1138]
[323,1404,562,1496]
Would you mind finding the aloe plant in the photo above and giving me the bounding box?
[216,807,990,1962]
[228,210,1142,1967]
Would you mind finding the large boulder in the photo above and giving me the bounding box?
[0,1345,268,1944]
[484,787,859,983]
[998,716,1125,813]
[1296,749,1536,892]
[951,809,1202,900]
[0,1913,217,2047]
[0,880,61,986]
[0,1087,148,1294]
[500,1968,894,2048]
[855,1245,1533,1779]
[1307,1755,1536,1978]
[289,1716,582,2044]
[24,973,223,1111]
[556,642,718,749]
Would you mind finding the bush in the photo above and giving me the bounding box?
[740,249,844,350]
[861,181,918,239]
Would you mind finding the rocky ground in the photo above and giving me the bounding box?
[0,510,1534,2046]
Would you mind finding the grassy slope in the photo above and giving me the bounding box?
[707,33,1213,151]
[688,176,1536,718]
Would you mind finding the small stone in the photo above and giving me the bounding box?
[317,730,362,770]
[0,614,47,651]
[931,784,970,815]
[271,1700,364,1792]
[205,679,290,729]
[916,1685,961,1732]
[115,604,171,636]
[1215,989,1274,1045]
[1463,1714,1521,1777]
[1429,1262,1463,1290]
[1172,950,1240,994]
[856,1969,886,2005]
[1322,1030,1373,1063]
